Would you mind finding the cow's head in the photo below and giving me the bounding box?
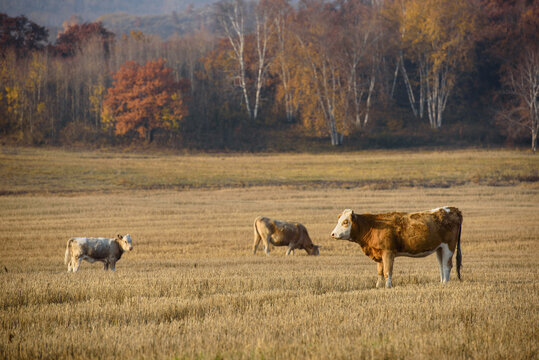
[117,234,133,251]
[306,244,320,256]
[331,209,354,240]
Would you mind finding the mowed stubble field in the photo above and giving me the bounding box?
[0,147,538,359]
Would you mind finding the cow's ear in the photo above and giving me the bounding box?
[117,234,122,239]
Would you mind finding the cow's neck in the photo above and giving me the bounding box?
[352,214,374,248]
[113,240,124,258]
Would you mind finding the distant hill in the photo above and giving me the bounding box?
[1,0,218,39]
[96,6,216,40]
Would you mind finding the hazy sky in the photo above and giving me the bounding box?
[0,0,216,26]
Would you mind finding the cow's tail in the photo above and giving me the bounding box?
[456,224,462,281]
[64,238,74,265]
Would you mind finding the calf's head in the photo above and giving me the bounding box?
[117,234,133,251]
[331,209,354,240]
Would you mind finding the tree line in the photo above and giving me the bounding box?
[0,0,538,151]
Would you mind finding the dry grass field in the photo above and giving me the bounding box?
[0,147,538,359]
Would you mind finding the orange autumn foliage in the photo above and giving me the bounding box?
[103,58,189,142]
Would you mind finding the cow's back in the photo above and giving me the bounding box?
[395,207,462,253]
[74,237,114,260]
[269,220,301,245]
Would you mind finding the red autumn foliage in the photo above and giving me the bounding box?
[0,13,48,57]
[54,21,114,57]
[103,58,189,143]
[479,0,539,66]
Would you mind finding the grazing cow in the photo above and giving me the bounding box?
[64,234,133,272]
[331,207,462,288]
[253,216,320,256]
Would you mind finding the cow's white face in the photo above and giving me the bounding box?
[331,209,354,240]
[118,234,133,251]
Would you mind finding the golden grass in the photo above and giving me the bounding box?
[1,147,537,194]
[0,147,538,359]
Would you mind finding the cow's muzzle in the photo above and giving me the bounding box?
[331,232,346,240]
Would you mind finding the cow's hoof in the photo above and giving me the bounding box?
[376,279,383,288]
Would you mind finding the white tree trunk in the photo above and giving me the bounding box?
[253,10,271,121]
[399,52,418,118]
[390,57,399,98]
[295,25,343,146]
[311,55,341,146]
[274,11,295,122]
[363,66,376,126]
[532,128,537,153]
[219,0,252,119]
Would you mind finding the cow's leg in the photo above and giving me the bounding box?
[376,262,384,288]
[69,258,76,272]
[285,247,296,256]
[263,235,271,256]
[109,261,116,271]
[253,232,262,255]
[286,243,297,256]
[436,247,444,282]
[286,245,293,256]
[440,244,453,283]
[382,251,395,288]
[73,257,83,272]
[103,261,109,271]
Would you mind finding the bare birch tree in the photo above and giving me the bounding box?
[216,0,251,119]
[253,1,273,121]
[497,47,539,153]
[397,0,478,128]
[294,1,346,146]
[216,0,273,121]
[339,0,379,128]
[267,0,297,123]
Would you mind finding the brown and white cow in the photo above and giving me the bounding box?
[331,207,462,288]
[253,216,320,256]
[64,234,133,272]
